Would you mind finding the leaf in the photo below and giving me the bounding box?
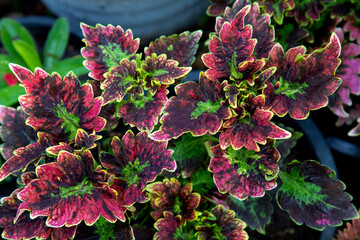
[142,53,191,85]
[334,208,360,240]
[43,17,69,70]
[81,23,139,81]
[258,0,295,25]
[146,178,201,224]
[195,205,248,240]
[226,193,273,233]
[0,84,26,106]
[263,33,342,119]
[0,106,37,160]
[0,18,36,63]
[219,107,291,151]
[215,1,275,59]
[153,212,182,240]
[0,132,53,182]
[274,125,303,162]
[16,150,126,227]
[202,5,256,81]
[118,86,168,132]
[277,160,359,230]
[209,141,280,200]
[0,188,77,240]
[100,130,176,206]
[48,55,89,77]
[101,58,138,105]
[144,30,202,67]
[207,0,235,16]
[150,73,231,141]
[190,168,217,195]
[12,39,42,71]
[171,133,213,178]
[10,65,106,139]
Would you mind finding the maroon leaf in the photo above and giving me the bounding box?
[258,0,295,25]
[209,140,280,200]
[118,86,168,131]
[10,65,106,139]
[0,188,77,240]
[153,212,182,240]
[288,0,335,24]
[277,160,359,230]
[16,150,126,227]
[81,23,139,81]
[344,17,360,45]
[263,33,342,119]
[100,130,176,206]
[144,30,202,67]
[0,106,36,160]
[328,28,360,118]
[195,205,248,239]
[215,1,275,59]
[146,178,201,224]
[0,132,53,181]
[207,0,234,16]
[202,5,256,81]
[101,59,138,105]
[142,53,191,86]
[150,73,231,141]
[219,95,290,151]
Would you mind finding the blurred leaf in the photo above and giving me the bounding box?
[48,55,88,77]
[12,40,42,71]
[43,17,69,70]
[0,18,36,63]
[0,84,25,106]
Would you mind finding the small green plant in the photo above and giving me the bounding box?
[0,17,88,106]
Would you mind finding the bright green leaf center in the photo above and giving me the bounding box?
[55,177,94,199]
[133,94,154,109]
[99,43,133,69]
[227,146,261,176]
[121,159,149,186]
[53,104,80,138]
[191,99,222,119]
[212,224,226,240]
[274,77,309,99]
[278,168,326,205]
[173,196,183,215]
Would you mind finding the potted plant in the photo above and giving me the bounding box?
[0,0,359,239]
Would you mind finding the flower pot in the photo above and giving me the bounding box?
[39,0,209,42]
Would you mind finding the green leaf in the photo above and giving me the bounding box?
[0,18,36,62]
[0,84,25,106]
[190,168,216,195]
[12,39,42,71]
[226,194,273,234]
[43,17,69,70]
[171,133,216,177]
[48,55,88,77]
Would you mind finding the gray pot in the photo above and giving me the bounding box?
[40,0,209,41]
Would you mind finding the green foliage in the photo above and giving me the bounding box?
[0,17,87,106]
[94,216,116,240]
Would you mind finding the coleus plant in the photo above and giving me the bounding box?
[0,0,359,239]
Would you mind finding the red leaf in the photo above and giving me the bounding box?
[10,65,106,139]
[81,23,139,81]
[145,30,202,67]
[263,33,342,119]
[150,73,231,141]
[0,106,36,160]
